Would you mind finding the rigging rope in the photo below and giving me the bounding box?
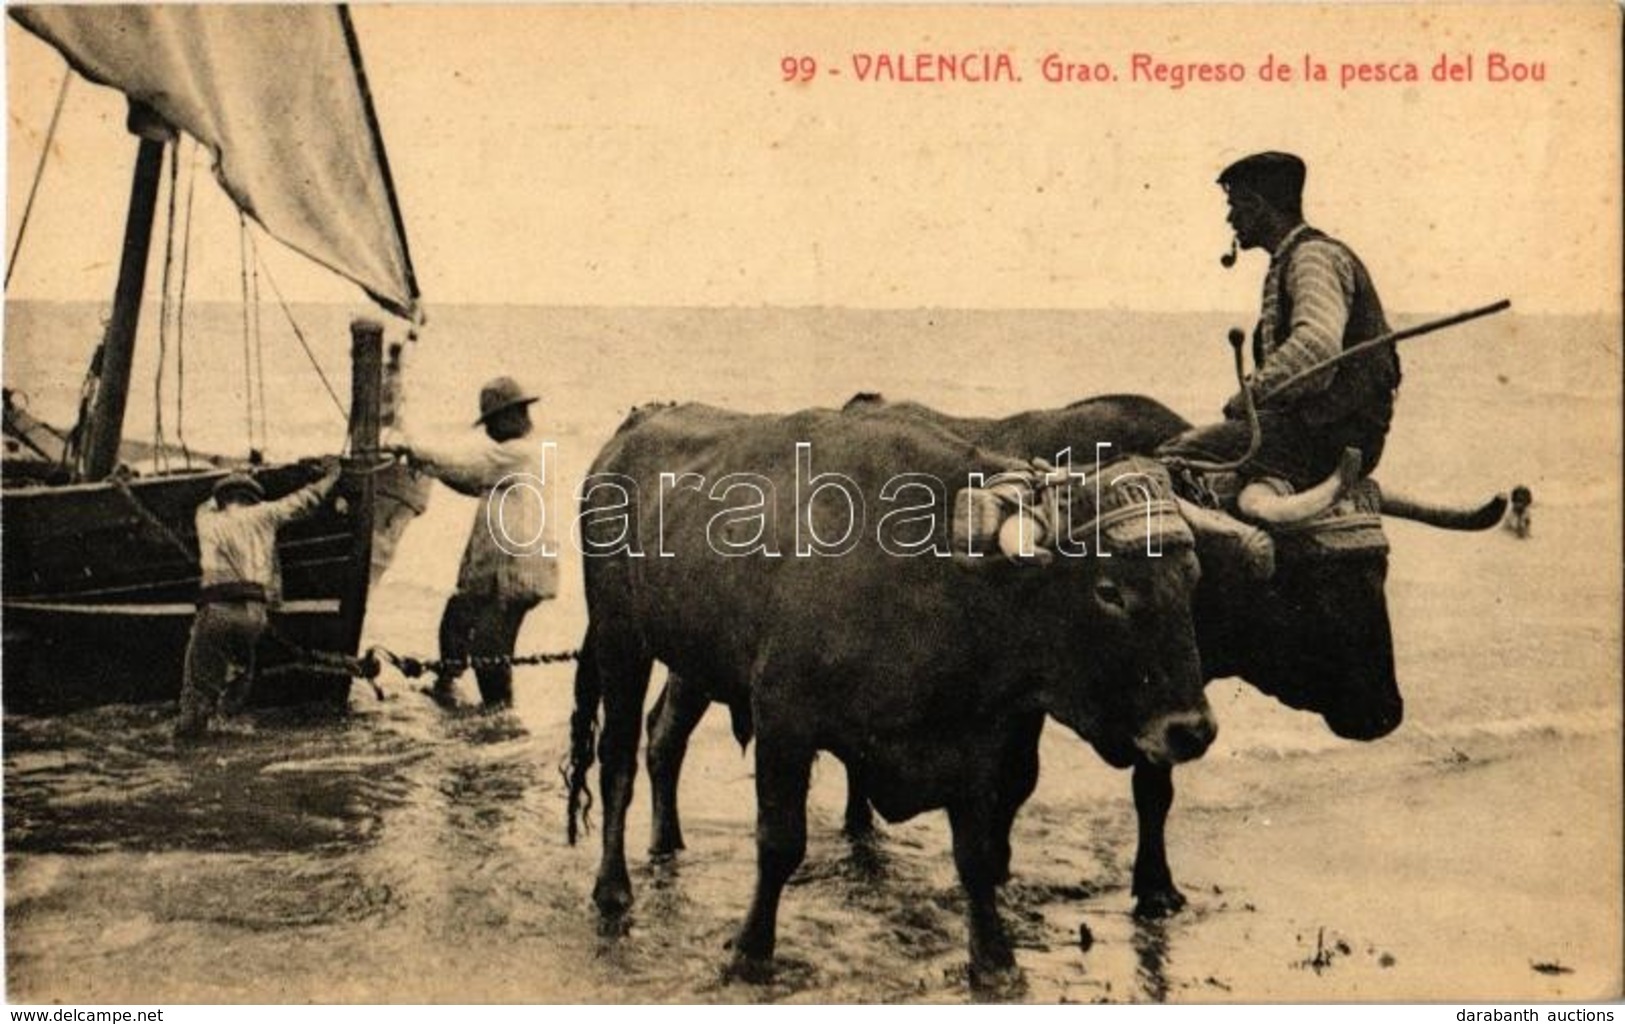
[174,140,199,466]
[249,233,269,452]
[238,213,256,455]
[110,475,198,566]
[153,138,182,474]
[65,326,106,477]
[251,240,350,432]
[6,70,70,290]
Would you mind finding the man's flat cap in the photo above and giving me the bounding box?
[1218,151,1306,211]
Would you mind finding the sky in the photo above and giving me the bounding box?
[4,3,1621,317]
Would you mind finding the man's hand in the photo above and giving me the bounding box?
[379,428,417,468]
[319,454,343,482]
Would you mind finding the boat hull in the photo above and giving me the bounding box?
[2,463,370,713]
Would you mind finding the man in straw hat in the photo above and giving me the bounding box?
[394,376,557,709]
[176,458,342,740]
[1160,151,1402,509]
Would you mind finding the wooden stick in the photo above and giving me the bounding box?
[1260,298,1511,402]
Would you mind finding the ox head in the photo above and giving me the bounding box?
[960,456,1225,768]
[1067,536,1216,768]
[1192,470,1510,742]
[1201,526,1399,740]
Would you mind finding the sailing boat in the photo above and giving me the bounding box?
[2,6,426,713]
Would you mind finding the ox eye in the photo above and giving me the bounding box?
[1093,578,1126,610]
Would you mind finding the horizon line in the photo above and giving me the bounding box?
[3,296,1605,320]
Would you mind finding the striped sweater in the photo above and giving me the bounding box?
[1249,224,1395,417]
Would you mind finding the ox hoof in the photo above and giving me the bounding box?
[968,961,1027,999]
[592,878,634,921]
[648,834,686,859]
[595,911,632,939]
[722,950,776,985]
[418,684,459,710]
[1132,887,1187,920]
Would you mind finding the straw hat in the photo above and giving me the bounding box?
[212,472,265,504]
[473,376,540,427]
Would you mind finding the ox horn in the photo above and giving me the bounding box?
[1236,448,1363,526]
[1378,486,1511,531]
[1175,498,1275,579]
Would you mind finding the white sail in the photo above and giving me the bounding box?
[12,4,420,321]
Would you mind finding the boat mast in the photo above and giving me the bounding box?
[78,102,173,481]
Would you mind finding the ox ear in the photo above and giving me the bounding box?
[1176,498,1275,580]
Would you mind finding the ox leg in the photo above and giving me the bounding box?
[1130,760,1186,919]
[646,671,711,857]
[591,643,655,924]
[728,734,813,979]
[947,801,1021,990]
[989,716,1043,886]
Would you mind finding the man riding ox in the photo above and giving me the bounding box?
[565,402,1265,986]
[1162,150,1402,523]
[643,393,1511,920]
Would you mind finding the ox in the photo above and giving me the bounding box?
[565,402,1249,984]
[645,393,1510,918]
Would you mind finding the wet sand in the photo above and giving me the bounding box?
[8,672,1618,1004]
[1016,697,1622,1003]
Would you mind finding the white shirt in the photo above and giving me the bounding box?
[195,479,330,605]
[410,433,559,602]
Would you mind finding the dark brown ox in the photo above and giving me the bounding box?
[565,402,1228,984]
[646,393,1511,919]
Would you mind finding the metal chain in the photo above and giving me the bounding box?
[103,481,580,693]
[373,647,580,680]
[258,628,387,701]
[253,639,580,694]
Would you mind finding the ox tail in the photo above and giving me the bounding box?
[564,638,601,846]
[727,699,754,751]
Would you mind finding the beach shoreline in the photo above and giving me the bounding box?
[7,678,1619,1004]
[5,304,1620,1004]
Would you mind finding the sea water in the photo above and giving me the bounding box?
[3,302,1619,1001]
